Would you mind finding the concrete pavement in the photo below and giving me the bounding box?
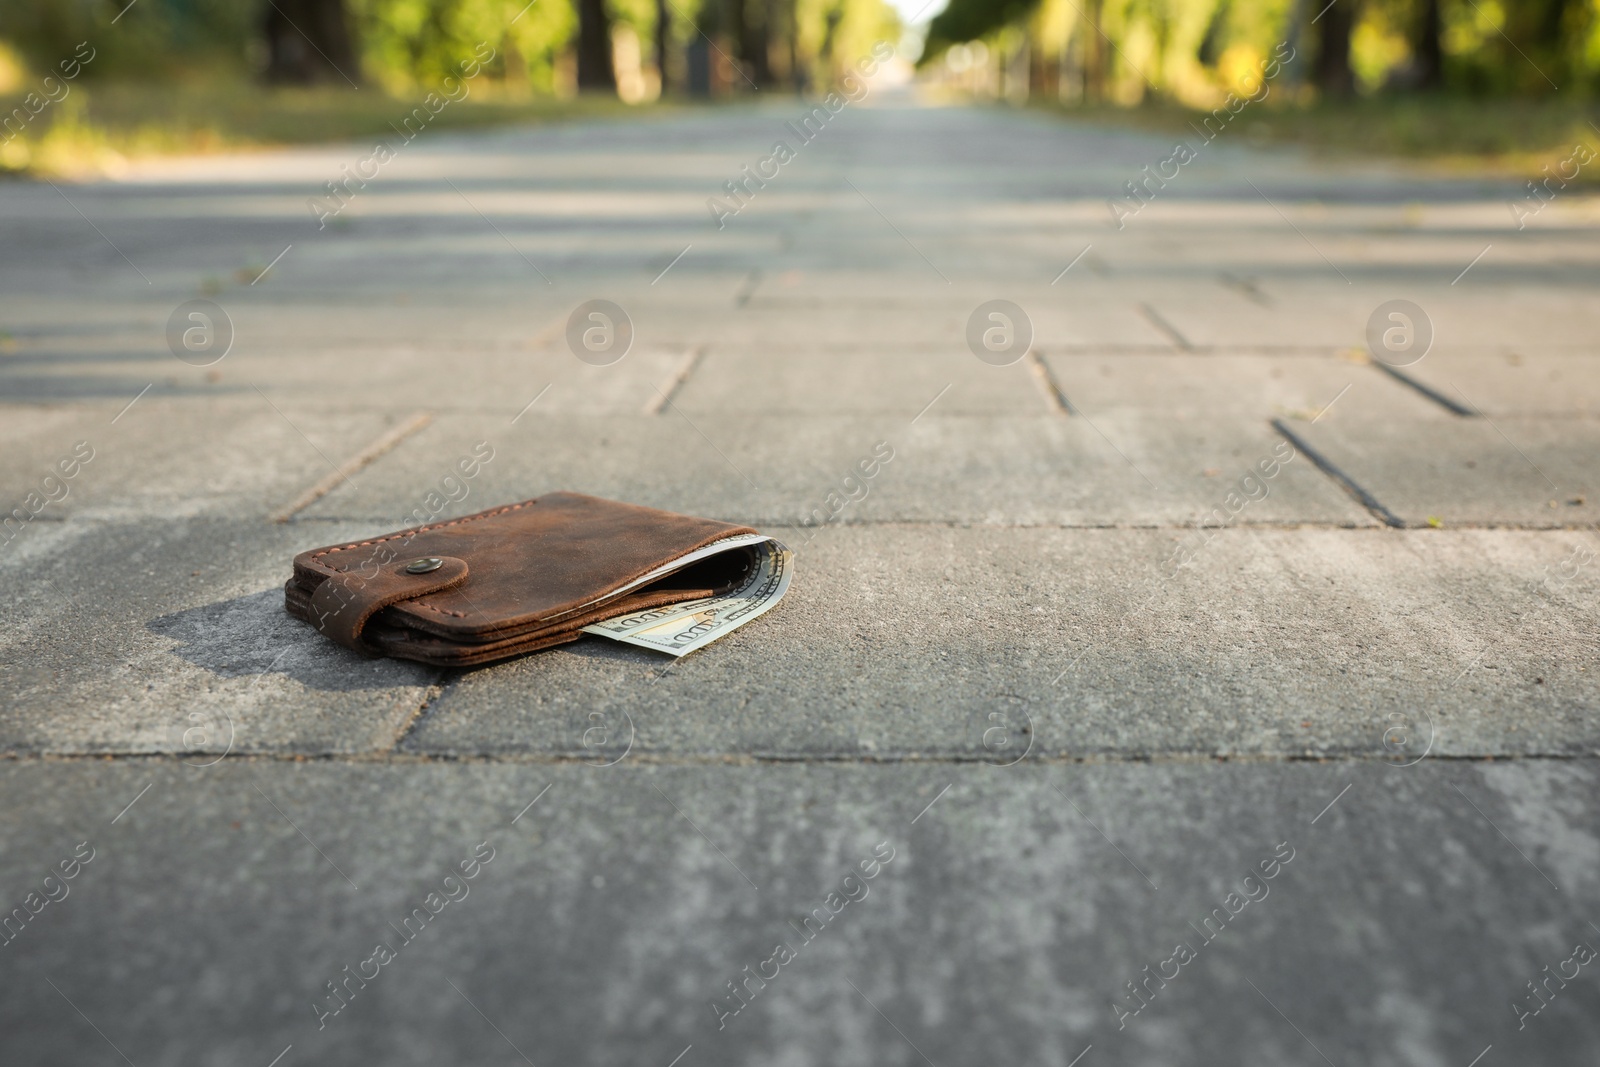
[1,95,1597,1065]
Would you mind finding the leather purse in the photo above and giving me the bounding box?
[284,492,762,666]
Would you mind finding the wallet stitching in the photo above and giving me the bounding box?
[307,500,539,618]
[309,500,536,561]
[413,601,467,618]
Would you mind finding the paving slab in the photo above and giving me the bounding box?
[674,346,1048,416]
[0,518,436,755]
[0,398,406,523]
[678,295,1175,352]
[0,758,1595,1067]
[1036,352,1440,421]
[1287,416,1600,527]
[1397,351,1600,418]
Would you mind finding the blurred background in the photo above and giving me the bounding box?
[1,0,1597,177]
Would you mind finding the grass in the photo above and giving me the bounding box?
[9,80,1597,181]
[1041,94,1600,179]
[0,82,650,177]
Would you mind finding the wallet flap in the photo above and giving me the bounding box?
[308,555,469,653]
[291,492,756,640]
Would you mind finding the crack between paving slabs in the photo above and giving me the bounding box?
[390,671,461,751]
[1270,417,1406,528]
[10,750,1598,767]
[1368,361,1477,417]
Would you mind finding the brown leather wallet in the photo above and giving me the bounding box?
[284,492,760,666]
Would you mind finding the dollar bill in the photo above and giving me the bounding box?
[584,538,785,639]
[599,532,772,602]
[582,539,792,657]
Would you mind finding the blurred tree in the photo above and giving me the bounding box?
[923,0,1038,61]
[748,0,777,86]
[1131,0,1180,94]
[1501,0,1587,91]
[818,2,842,68]
[263,0,361,84]
[1314,0,1354,94]
[1197,0,1229,66]
[786,0,801,90]
[803,0,896,87]
[1412,0,1441,88]
[0,0,256,80]
[726,0,775,87]
[726,0,752,82]
[1082,0,1105,98]
[4,0,1598,106]
[576,0,618,89]
[655,0,671,91]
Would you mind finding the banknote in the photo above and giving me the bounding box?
[600,532,771,602]
[582,539,792,657]
[580,535,774,637]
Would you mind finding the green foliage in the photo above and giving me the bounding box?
[1052,94,1600,168]
[0,0,587,88]
[923,0,1037,60]
[917,0,1600,97]
[1441,0,1594,95]
[0,0,891,94]
[0,0,257,80]
[352,0,576,90]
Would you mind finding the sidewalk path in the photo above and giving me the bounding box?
[1,97,1596,1065]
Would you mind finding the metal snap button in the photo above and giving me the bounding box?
[405,557,444,574]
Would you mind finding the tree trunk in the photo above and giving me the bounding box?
[1279,0,1306,90]
[819,5,841,69]
[655,0,671,94]
[1082,0,1105,101]
[727,0,748,86]
[577,0,618,93]
[1532,0,1579,87]
[1313,0,1355,96]
[728,0,772,88]
[1415,0,1443,89]
[262,0,359,86]
[1531,0,1574,49]
[788,0,802,92]
[749,0,774,87]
